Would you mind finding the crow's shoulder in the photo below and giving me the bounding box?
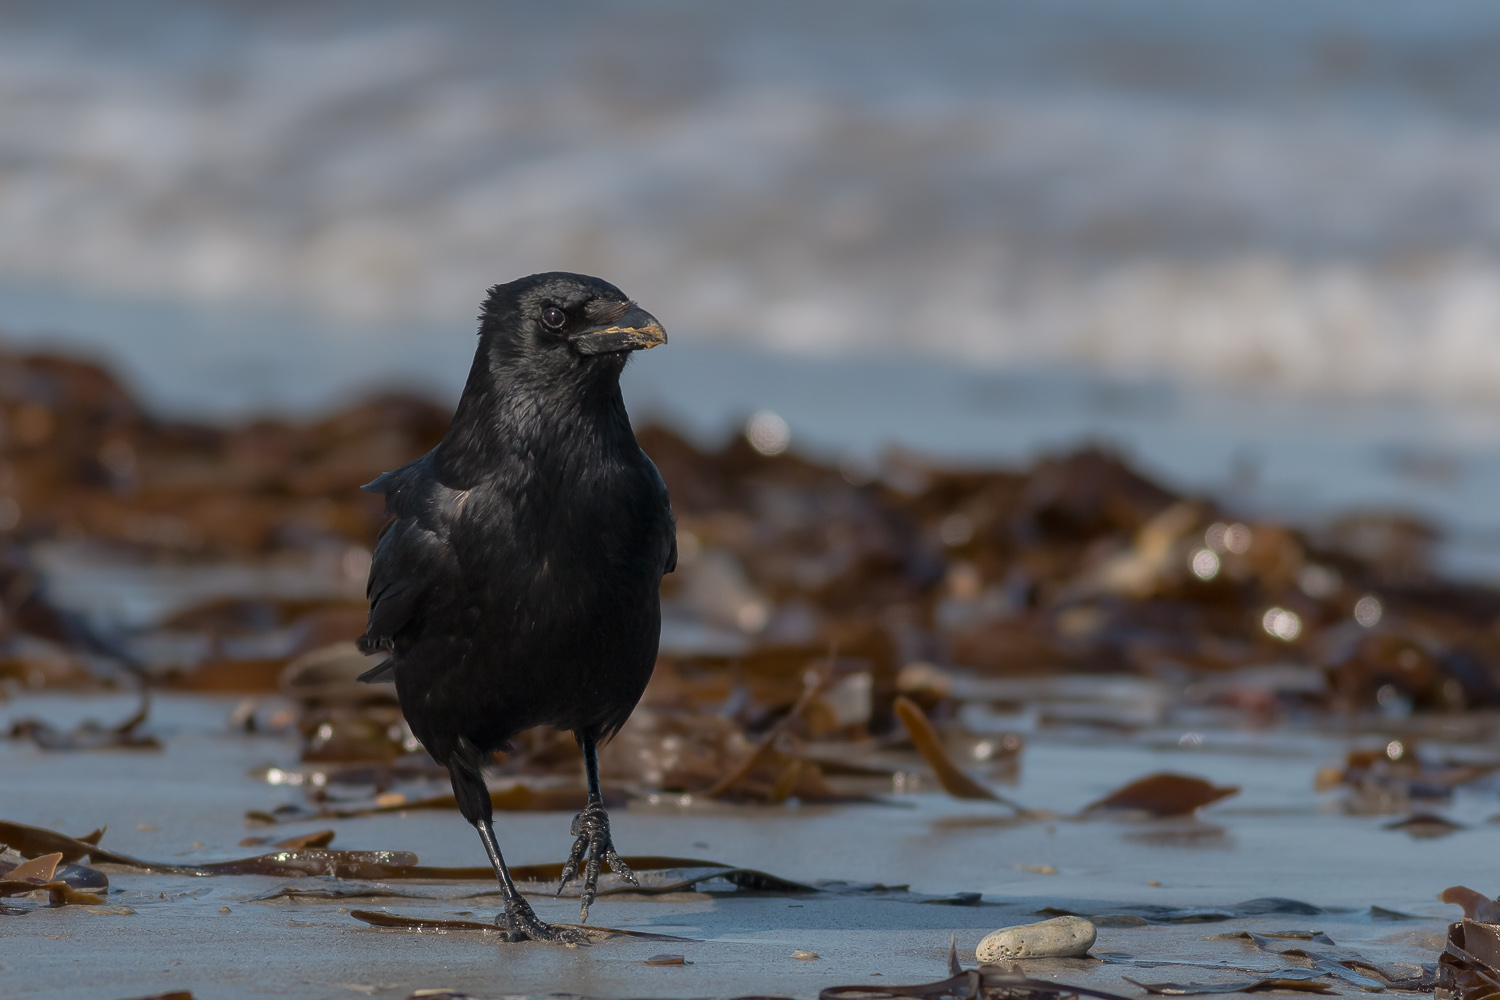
[362,458,439,517]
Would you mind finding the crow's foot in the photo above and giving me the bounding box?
[499,896,585,945]
[556,799,637,921]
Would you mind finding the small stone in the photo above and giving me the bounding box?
[976,916,1096,961]
[791,949,819,960]
[219,906,232,914]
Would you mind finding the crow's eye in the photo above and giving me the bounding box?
[541,307,566,329]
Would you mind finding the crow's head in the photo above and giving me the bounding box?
[476,272,666,381]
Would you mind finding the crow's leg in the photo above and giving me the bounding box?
[450,738,582,944]
[473,816,584,943]
[557,733,637,921]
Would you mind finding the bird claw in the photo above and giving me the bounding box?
[556,799,636,921]
[499,896,586,945]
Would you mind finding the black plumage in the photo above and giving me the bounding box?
[356,272,675,942]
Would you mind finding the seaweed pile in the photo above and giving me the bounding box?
[2,343,1500,814]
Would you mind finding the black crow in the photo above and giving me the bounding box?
[356,272,675,943]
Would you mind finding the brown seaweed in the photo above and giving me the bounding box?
[1207,930,1336,944]
[1317,744,1500,817]
[1439,917,1500,1000]
[1039,898,1325,924]
[690,657,889,805]
[0,819,136,865]
[1443,885,1500,923]
[237,829,337,849]
[261,858,821,904]
[0,852,108,905]
[0,822,819,896]
[1439,884,1500,1000]
[348,908,696,942]
[892,696,1027,811]
[0,852,108,892]
[820,966,1137,1000]
[1083,773,1239,818]
[1453,921,1500,977]
[1240,932,1394,990]
[818,937,1137,1000]
[252,879,427,902]
[1384,812,1465,839]
[1123,973,1335,995]
[0,852,61,885]
[0,819,430,877]
[8,692,160,751]
[144,849,429,879]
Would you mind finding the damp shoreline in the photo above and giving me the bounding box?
[0,691,1481,1000]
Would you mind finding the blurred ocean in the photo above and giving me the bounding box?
[2,1,1500,572]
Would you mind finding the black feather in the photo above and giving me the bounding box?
[358,270,675,774]
[355,658,395,682]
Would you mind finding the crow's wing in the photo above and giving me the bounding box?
[641,451,677,576]
[356,465,458,681]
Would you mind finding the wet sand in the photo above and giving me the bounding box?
[2,693,1479,999]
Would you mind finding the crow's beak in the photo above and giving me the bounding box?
[570,305,667,355]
